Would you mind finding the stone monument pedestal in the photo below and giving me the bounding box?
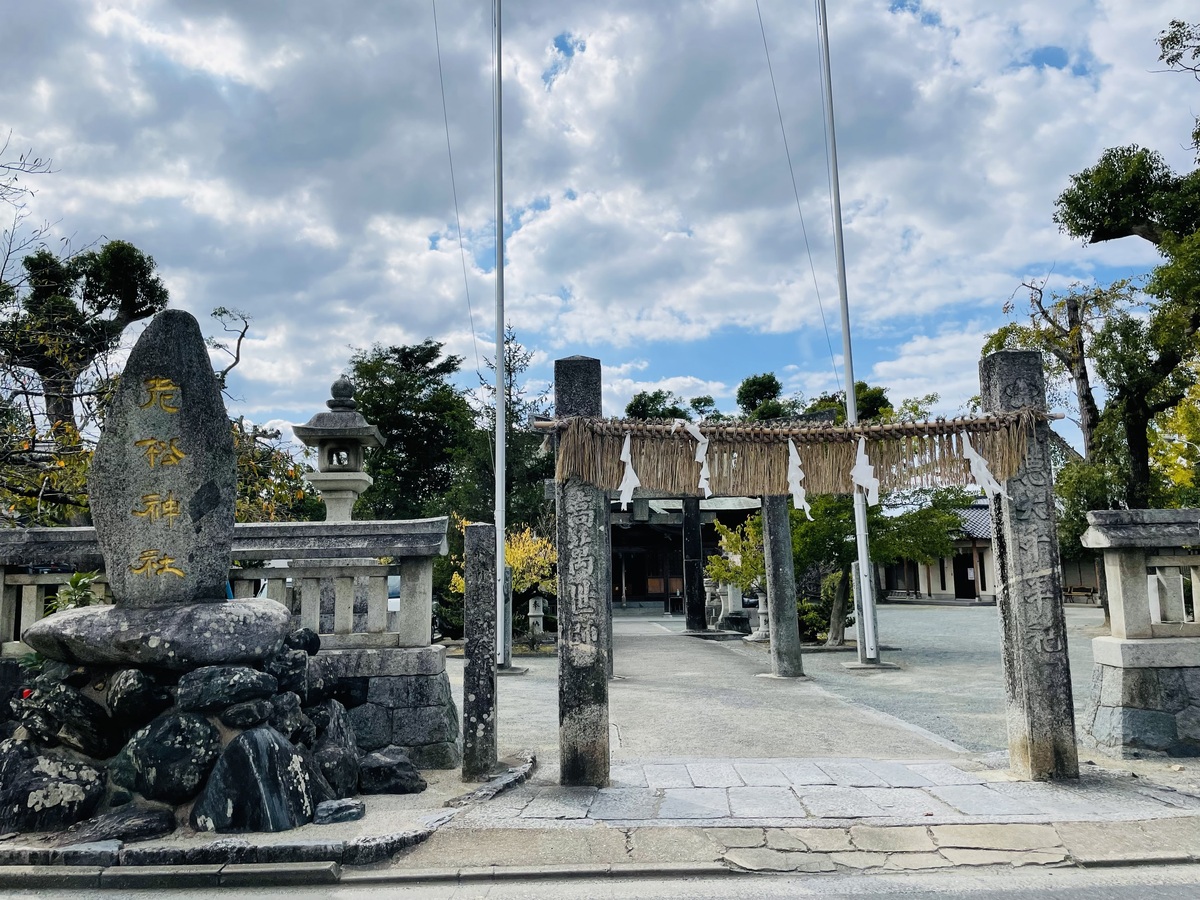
[326,645,462,769]
[22,598,290,670]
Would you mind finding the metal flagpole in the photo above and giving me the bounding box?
[492,0,507,664]
[815,0,880,663]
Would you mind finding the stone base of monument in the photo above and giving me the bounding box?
[322,646,463,770]
[1084,637,1200,757]
[20,598,292,670]
[0,628,443,838]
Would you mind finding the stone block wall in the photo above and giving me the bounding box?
[323,647,461,770]
[1084,663,1200,756]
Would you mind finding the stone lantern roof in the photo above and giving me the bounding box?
[293,376,383,521]
[292,375,383,449]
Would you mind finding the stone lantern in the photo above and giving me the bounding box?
[293,376,383,522]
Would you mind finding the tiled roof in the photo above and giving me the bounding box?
[957,503,992,540]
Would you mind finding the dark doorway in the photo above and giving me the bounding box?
[952,553,977,600]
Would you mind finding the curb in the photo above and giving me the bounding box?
[6,854,1200,888]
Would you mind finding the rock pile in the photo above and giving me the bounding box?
[2,626,426,837]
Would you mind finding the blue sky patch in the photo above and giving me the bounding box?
[543,31,587,88]
[1029,45,1069,70]
[888,0,941,28]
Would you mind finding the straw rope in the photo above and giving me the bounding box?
[553,411,1045,496]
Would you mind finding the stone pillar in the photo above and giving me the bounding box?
[722,583,742,619]
[554,356,610,787]
[604,504,614,679]
[980,350,1079,781]
[499,565,513,669]
[394,557,433,647]
[462,523,498,781]
[682,497,707,632]
[762,495,804,677]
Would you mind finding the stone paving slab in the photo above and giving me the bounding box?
[859,787,958,818]
[658,788,731,819]
[775,760,837,785]
[687,762,744,788]
[734,763,792,786]
[816,761,891,787]
[925,784,1043,816]
[1056,818,1200,866]
[861,759,935,787]
[519,788,597,820]
[795,786,890,818]
[906,763,987,785]
[587,789,662,821]
[644,764,693,788]
[728,787,807,819]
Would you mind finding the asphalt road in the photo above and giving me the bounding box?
[13,865,1200,899]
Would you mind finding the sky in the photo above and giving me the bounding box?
[2,0,1195,443]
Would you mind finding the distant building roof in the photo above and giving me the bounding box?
[957,501,992,540]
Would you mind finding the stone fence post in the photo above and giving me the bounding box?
[554,356,611,787]
[762,495,804,677]
[462,523,497,781]
[980,350,1079,780]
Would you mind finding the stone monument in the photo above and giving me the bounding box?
[1,310,425,841]
[24,310,290,668]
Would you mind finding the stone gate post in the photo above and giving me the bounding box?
[554,356,611,787]
[762,495,804,677]
[462,523,498,780]
[682,497,707,631]
[980,350,1079,780]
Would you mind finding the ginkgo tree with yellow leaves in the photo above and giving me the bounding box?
[440,517,557,640]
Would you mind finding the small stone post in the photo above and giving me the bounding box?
[682,497,707,632]
[499,565,513,669]
[554,356,610,787]
[762,494,804,677]
[462,523,498,781]
[981,350,1079,780]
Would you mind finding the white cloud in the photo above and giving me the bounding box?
[0,0,1192,437]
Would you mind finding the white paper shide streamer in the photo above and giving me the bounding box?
[787,439,813,520]
[961,432,1007,499]
[850,437,880,506]
[617,433,641,510]
[672,419,712,498]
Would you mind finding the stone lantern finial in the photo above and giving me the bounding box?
[292,377,383,522]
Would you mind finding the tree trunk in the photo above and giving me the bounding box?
[1124,401,1154,509]
[37,365,82,449]
[1065,294,1101,460]
[825,565,850,647]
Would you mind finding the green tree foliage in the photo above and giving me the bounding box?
[688,395,724,420]
[984,281,1135,460]
[804,382,893,424]
[625,389,691,420]
[735,372,802,420]
[705,515,766,595]
[349,340,476,520]
[444,326,554,533]
[232,418,323,523]
[0,241,168,444]
[706,489,963,646]
[1157,19,1200,163]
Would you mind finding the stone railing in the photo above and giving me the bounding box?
[1080,509,1200,755]
[0,518,448,658]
